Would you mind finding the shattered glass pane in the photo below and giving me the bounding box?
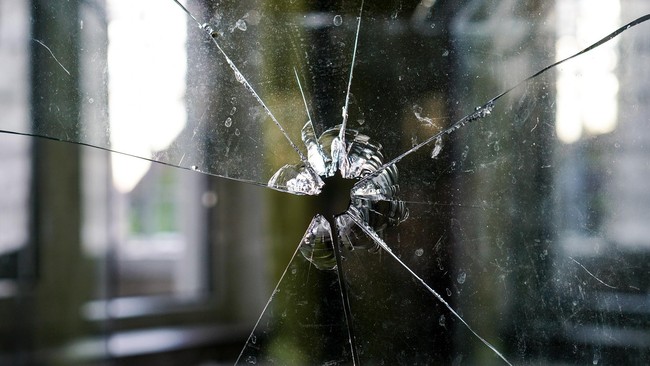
[3,0,650,364]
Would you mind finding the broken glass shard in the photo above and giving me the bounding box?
[267,163,323,195]
[299,214,336,271]
[301,122,329,177]
[269,124,409,268]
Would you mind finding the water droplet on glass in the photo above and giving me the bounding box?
[431,137,443,158]
[88,98,94,104]
[446,288,452,296]
[201,23,217,37]
[251,335,257,344]
[467,101,494,122]
[291,267,297,275]
[201,191,218,207]
[80,20,83,29]
[229,106,237,115]
[439,314,446,326]
[413,104,433,126]
[333,14,343,26]
[233,69,245,84]
[224,117,232,127]
[461,145,469,160]
[442,49,449,57]
[234,128,240,136]
[540,249,548,260]
[415,248,424,257]
[191,165,199,171]
[457,271,466,284]
[235,19,247,31]
[592,349,600,365]
[245,355,257,364]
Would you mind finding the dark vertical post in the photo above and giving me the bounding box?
[30,0,89,355]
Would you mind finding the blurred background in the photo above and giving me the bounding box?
[1,0,650,365]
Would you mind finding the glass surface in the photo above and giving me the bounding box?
[2,0,650,365]
[0,0,30,279]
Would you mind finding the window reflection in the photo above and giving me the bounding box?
[556,0,620,143]
[101,0,207,300]
[107,0,187,192]
[113,164,208,298]
[553,1,650,363]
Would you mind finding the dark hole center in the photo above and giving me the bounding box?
[318,172,357,217]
